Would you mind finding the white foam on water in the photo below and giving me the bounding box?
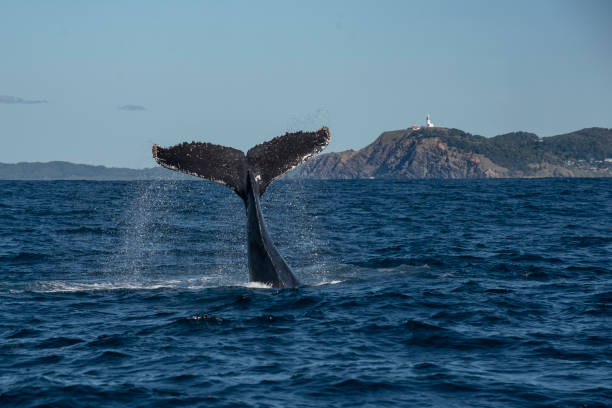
[23,276,347,293]
[29,276,224,293]
[311,280,344,286]
[240,281,274,289]
[31,280,175,293]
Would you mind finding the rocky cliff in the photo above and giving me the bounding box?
[293,127,612,179]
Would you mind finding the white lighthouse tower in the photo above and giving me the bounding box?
[426,114,435,128]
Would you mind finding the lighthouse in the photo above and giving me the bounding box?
[426,114,435,128]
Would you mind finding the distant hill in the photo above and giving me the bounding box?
[0,161,196,180]
[2,127,611,180]
[292,127,612,179]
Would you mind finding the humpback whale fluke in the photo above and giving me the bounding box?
[152,127,331,288]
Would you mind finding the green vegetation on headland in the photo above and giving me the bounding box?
[1,127,610,180]
[434,127,612,173]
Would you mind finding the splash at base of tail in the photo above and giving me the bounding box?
[152,127,330,288]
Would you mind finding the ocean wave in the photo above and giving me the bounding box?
[2,178,611,407]
[23,276,347,294]
[26,277,234,293]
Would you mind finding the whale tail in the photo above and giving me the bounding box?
[152,127,330,199]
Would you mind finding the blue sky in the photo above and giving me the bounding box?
[1,0,610,168]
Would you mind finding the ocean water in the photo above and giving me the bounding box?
[0,178,610,408]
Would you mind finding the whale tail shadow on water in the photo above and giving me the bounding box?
[152,127,330,288]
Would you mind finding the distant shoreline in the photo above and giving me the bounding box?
[0,161,196,181]
[2,126,611,180]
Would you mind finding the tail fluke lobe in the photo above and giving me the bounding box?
[152,126,331,197]
[152,142,246,197]
[246,127,330,195]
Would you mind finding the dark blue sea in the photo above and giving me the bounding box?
[1,179,610,407]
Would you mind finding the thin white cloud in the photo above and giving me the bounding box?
[0,95,47,104]
[118,104,147,111]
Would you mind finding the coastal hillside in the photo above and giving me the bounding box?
[2,128,610,180]
[0,161,195,180]
[293,127,612,179]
